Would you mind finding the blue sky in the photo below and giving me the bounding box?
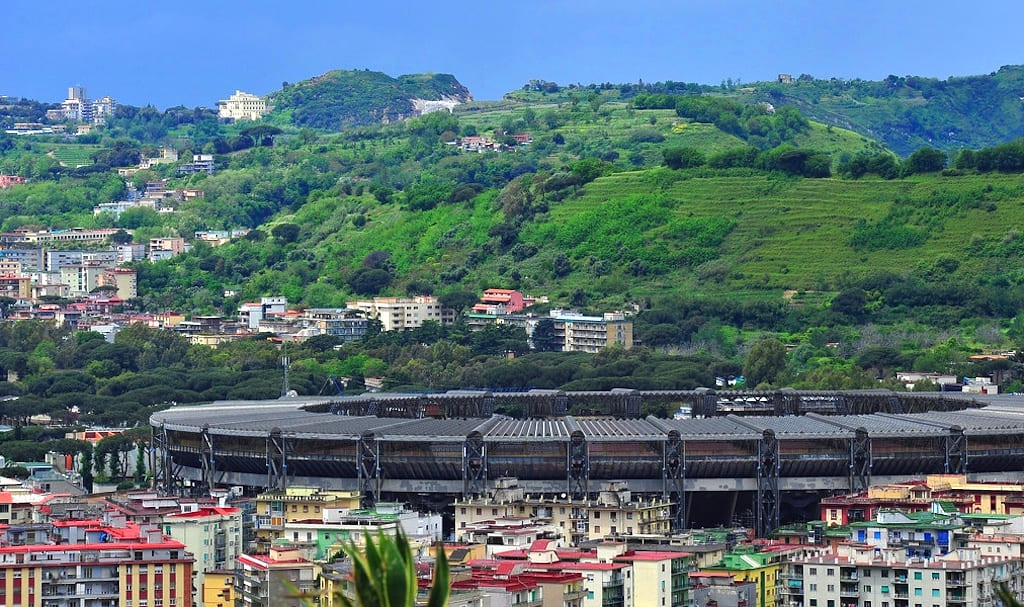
[4,0,1023,108]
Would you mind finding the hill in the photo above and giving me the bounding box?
[266,70,472,130]
[733,65,1024,155]
[504,66,1024,156]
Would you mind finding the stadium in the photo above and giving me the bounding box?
[150,389,1024,535]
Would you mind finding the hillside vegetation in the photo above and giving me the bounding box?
[736,65,1024,155]
[5,69,1024,403]
[266,70,472,129]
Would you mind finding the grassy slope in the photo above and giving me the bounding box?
[48,144,99,167]
[515,171,1024,299]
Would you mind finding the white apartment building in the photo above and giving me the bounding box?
[162,505,243,607]
[784,544,1024,607]
[217,90,268,121]
[346,295,454,331]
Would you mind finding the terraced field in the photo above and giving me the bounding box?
[48,144,100,167]
[526,171,1024,294]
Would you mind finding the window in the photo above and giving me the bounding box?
[880,586,889,594]
[809,601,817,607]
[864,585,871,592]
[914,572,922,580]
[809,568,817,575]
[810,584,817,591]
[594,526,600,533]
[881,570,889,578]
[827,601,835,607]
[874,531,882,539]
[863,570,871,577]
[931,573,940,580]
[827,585,835,592]
[932,590,940,597]
[914,588,922,596]
[594,512,601,519]
[827,569,835,576]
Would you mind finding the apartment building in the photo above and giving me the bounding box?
[149,238,187,262]
[0,247,43,272]
[784,544,1024,607]
[235,544,317,607]
[822,474,1024,526]
[283,503,441,561]
[466,309,633,353]
[238,296,288,330]
[162,506,243,606]
[346,295,454,331]
[0,275,31,299]
[455,478,673,545]
[0,228,123,245]
[0,517,194,607]
[253,487,361,551]
[701,545,784,607]
[60,264,107,297]
[302,308,370,341]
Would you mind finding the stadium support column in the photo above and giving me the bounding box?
[849,427,871,493]
[482,393,496,417]
[358,432,380,508]
[153,424,175,495]
[568,430,589,500]
[462,431,487,498]
[267,428,289,492]
[694,389,717,418]
[774,389,800,416]
[945,426,967,474]
[756,429,780,538]
[663,430,686,530]
[553,392,568,416]
[200,424,216,494]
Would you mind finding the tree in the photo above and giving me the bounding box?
[348,268,392,295]
[439,290,478,314]
[271,223,301,243]
[108,229,133,245]
[531,318,561,352]
[662,147,705,170]
[855,346,904,378]
[743,338,787,387]
[905,146,947,174]
[831,288,867,320]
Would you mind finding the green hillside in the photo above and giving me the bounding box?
[266,70,472,130]
[734,65,1024,155]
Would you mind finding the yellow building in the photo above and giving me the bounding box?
[202,569,235,607]
[0,523,193,607]
[455,478,672,545]
[346,295,455,331]
[600,542,692,607]
[700,545,783,607]
[254,487,361,550]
